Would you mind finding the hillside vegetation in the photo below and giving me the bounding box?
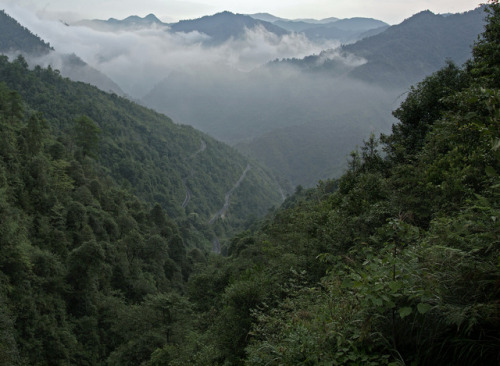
[0,51,281,366]
[1,2,499,365]
[150,3,498,364]
[0,54,283,246]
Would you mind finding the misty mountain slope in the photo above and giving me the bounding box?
[248,13,287,23]
[275,7,486,87]
[302,17,389,43]
[0,9,125,95]
[169,11,289,44]
[343,7,487,86]
[236,92,396,187]
[0,55,283,244]
[142,63,399,187]
[143,6,486,188]
[0,9,52,55]
[249,13,388,43]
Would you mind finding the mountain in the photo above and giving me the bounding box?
[249,13,387,43]
[143,6,487,188]
[236,105,393,187]
[0,9,53,55]
[51,53,125,95]
[273,19,323,32]
[0,9,125,95]
[0,54,283,242]
[337,8,485,86]
[75,13,168,31]
[169,11,289,45]
[275,7,486,87]
[301,17,389,43]
[248,12,285,23]
[343,7,487,86]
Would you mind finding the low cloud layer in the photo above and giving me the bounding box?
[3,4,346,97]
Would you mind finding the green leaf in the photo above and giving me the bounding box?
[485,166,497,177]
[388,281,402,292]
[399,307,412,318]
[417,303,432,314]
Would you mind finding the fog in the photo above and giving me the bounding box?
[3,4,342,98]
[3,3,402,187]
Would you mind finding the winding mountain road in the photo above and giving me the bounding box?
[209,164,251,224]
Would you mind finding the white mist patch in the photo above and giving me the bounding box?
[215,25,339,71]
[314,48,367,67]
[2,3,344,98]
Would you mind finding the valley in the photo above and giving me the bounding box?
[0,1,498,365]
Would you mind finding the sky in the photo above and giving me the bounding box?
[2,0,483,24]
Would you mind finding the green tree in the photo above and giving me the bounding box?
[73,115,101,158]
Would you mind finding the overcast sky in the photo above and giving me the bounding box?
[2,0,482,24]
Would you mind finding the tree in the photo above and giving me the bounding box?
[470,0,500,87]
[73,115,101,158]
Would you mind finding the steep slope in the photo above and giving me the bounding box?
[0,9,52,55]
[276,7,486,87]
[227,6,486,187]
[0,79,208,365]
[156,4,500,365]
[0,10,124,95]
[343,7,487,86]
[0,56,283,245]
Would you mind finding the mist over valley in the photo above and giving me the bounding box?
[1,3,486,188]
[1,2,499,365]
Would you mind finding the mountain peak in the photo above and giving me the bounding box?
[170,11,288,44]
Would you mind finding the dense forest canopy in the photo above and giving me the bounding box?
[0,1,500,365]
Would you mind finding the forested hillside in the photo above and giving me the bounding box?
[148,3,497,364]
[1,2,500,366]
[0,55,283,247]
[0,46,280,366]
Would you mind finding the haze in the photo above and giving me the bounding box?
[3,0,480,24]
[0,1,484,187]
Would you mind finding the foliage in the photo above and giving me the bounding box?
[2,2,500,365]
[153,3,500,365]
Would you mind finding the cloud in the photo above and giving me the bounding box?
[3,3,343,97]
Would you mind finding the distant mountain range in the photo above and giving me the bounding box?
[143,6,487,187]
[75,13,167,31]
[169,11,288,44]
[75,11,389,45]
[2,6,486,188]
[275,7,487,87]
[343,7,486,85]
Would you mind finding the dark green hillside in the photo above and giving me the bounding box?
[0,55,282,247]
[0,81,202,364]
[2,2,500,366]
[0,10,52,55]
[148,3,499,364]
[0,57,279,365]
